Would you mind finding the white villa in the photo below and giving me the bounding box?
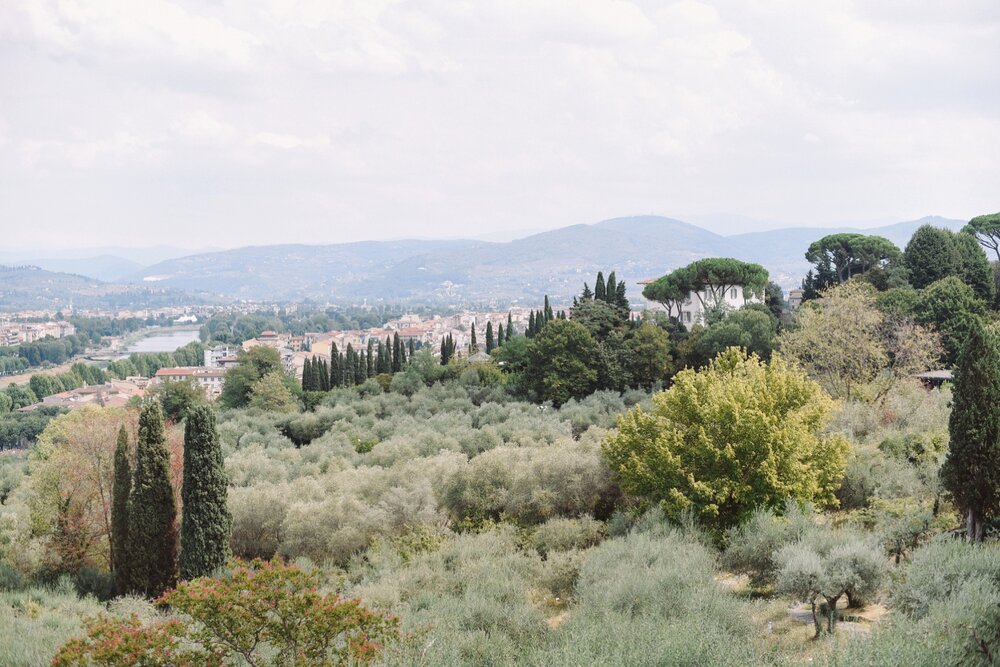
[640,281,765,326]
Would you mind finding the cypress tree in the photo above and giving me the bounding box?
[319,358,330,391]
[606,272,617,303]
[616,281,628,310]
[392,334,402,372]
[507,312,514,337]
[497,323,505,347]
[485,321,494,353]
[527,311,536,338]
[470,323,478,352]
[408,338,416,359]
[544,295,554,323]
[595,272,606,301]
[330,344,341,387]
[302,358,312,391]
[111,425,130,593]
[126,402,177,597]
[941,318,1000,543]
[345,345,356,385]
[367,339,375,377]
[179,406,231,580]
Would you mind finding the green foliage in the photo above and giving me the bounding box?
[111,426,130,593]
[219,346,284,409]
[963,211,1000,263]
[52,559,399,667]
[805,233,903,285]
[524,319,599,406]
[904,224,962,289]
[623,323,672,389]
[151,378,207,422]
[179,407,232,581]
[914,276,987,364]
[125,402,177,597]
[779,281,941,400]
[603,348,850,531]
[941,317,1000,542]
[723,501,816,587]
[248,372,299,413]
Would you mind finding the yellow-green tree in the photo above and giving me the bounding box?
[778,282,941,400]
[602,348,850,531]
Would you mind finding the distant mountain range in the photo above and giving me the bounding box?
[0,215,967,310]
[0,265,194,311]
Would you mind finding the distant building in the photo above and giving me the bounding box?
[204,345,240,368]
[788,289,804,311]
[153,367,227,399]
[20,379,146,412]
[639,279,766,326]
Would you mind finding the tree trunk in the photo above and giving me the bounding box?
[810,599,822,639]
[968,508,984,544]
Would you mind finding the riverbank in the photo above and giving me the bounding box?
[0,325,203,388]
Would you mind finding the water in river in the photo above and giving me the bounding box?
[120,329,203,357]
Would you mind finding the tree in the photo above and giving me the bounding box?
[692,306,778,363]
[963,212,1000,263]
[777,538,886,636]
[220,346,283,408]
[914,276,987,364]
[111,426,130,592]
[625,323,673,389]
[954,232,996,304]
[52,559,399,667]
[940,318,1000,543]
[595,272,606,301]
[602,348,850,531]
[30,406,134,574]
[126,401,177,597]
[507,311,514,337]
[642,270,694,320]
[904,225,962,289]
[570,298,626,341]
[180,406,231,581]
[805,233,903,284]
[248,372,298,413]
[485,321,494,353]
[778,282,940,400]
[152,378,207,422]
[524,319,600,406]
[470,323,478,353]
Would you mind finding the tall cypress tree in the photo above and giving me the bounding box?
[527,311,536,338]
[507,312,514,337]
[330,344,341,387]
[391,333,402,372]
[616,281,628,310]
[497,323,505,347]
[367,339,376,378]
[485,321,494,353]
[126,402,177,597]
[408,338,416,359]
[302,358,314,391]
[595,272,606,301]
[606,272,617,303]
[942,319,1000,543]
[470,323,478,352]
[319,358,330,391]
[111,425,130,593]
[544,295,554,323]
[179,406,231,580]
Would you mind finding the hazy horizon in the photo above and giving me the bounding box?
[2,2,997,250]
[0,212,970,260]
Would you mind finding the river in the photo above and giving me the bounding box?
[119,328,203,357]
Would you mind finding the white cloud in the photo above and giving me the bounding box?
[0,0,998,249]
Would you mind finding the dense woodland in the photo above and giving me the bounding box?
[2,215,1000,665]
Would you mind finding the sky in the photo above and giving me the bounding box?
[1,0,998,252]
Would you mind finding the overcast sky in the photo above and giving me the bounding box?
[2,0,998,251]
